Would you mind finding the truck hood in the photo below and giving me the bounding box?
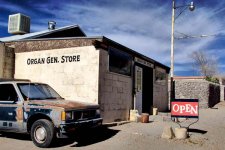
[27,99,99,110]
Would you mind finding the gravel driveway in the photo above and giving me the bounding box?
[1,102,225,150]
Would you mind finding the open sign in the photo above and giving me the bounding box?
[171,99,199,118]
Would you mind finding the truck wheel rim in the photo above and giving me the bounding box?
[34,125,47,143]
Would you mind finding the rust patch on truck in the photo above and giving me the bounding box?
[16,107,23,122]
[29,100,99,110]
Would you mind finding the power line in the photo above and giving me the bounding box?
[174,31,225,39]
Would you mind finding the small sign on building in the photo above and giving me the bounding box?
[171,99,199,118]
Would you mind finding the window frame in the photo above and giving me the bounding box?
[155,70,167,85]
[0,83,19,104]
[108,47,133,76]
[17,83,62,100]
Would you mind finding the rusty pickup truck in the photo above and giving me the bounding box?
[0,79,102,148]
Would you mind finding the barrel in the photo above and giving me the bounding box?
[141,113,149,123]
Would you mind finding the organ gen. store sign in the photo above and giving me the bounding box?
[171,99,199,118]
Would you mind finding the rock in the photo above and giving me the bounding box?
[174,127,187,139]
[161,126,174,139]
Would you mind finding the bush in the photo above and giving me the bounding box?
[205,76,219,84]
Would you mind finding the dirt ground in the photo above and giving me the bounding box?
[1,102,225,150]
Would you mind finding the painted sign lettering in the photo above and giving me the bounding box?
[27,55,80,65]
[61,55,80,63]
[171,99,199,118]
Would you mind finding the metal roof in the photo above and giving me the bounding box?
[0,25,86,42]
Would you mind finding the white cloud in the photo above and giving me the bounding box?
[50,2,225,74]
[4,0,224,75]
[49,2,172,56]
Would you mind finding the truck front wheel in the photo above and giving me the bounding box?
[31,119,55,148]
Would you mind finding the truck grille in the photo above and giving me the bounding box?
[73,110,96,121]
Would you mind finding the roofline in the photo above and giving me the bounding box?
[23,24,86,39]
[2,36,104,43]
[0,24,86,42]
[2,35,170,72]
[74,25,86,36]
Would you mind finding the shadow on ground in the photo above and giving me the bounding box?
[0,126,120,148]
[188,128,208,134]
[210,107,218,109]
[52,126,120,147]
[0,132,31,141]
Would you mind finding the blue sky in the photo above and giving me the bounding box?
[0,0,225,76]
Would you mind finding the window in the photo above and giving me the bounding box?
[155,70,166,85]
[17,83,62,100]
[0,84,18,101]
[109,47,132,76]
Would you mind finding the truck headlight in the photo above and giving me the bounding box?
[96,109,100,116]
[61,111,73,121]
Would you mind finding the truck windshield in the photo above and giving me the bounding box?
[17,83,62,100]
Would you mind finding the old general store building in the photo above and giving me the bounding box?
[0,14,169,122]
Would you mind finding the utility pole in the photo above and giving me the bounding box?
[171,0,175,79]
[170,0,195,103]
[170,0,175,101]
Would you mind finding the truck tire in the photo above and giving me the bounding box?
[31,119,55,148]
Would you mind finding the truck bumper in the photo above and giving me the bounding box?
[57,118,103,138]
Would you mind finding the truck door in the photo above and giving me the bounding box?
[0,84,23,132]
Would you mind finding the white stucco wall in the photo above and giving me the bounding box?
[15,46,100,104]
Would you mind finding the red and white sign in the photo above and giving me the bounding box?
[171,99,199,118]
